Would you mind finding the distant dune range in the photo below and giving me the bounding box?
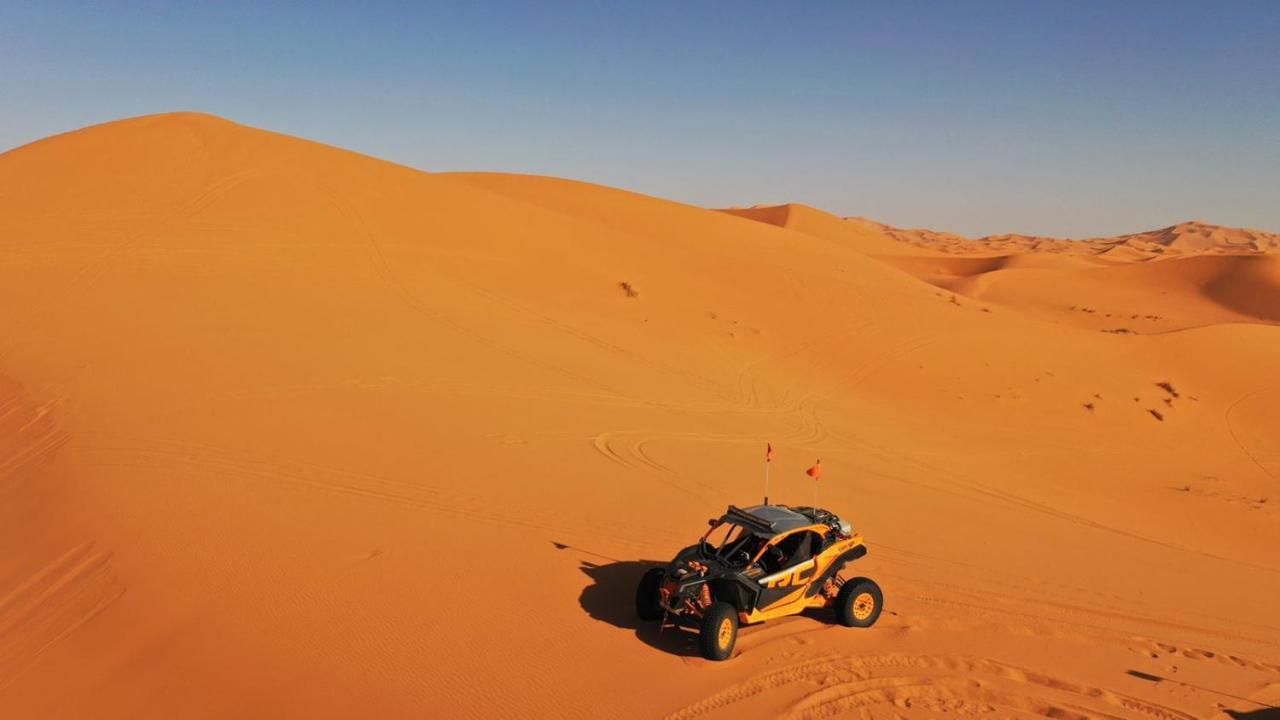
[879,218,1280,257]
[723,204,1280,332]
[2,114,1278,719]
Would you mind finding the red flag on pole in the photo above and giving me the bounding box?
[763,442,773,505]
[806,460,822,480]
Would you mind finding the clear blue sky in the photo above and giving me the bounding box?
[2,1,1277,237]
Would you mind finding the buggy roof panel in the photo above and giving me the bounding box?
[723,504,812,535]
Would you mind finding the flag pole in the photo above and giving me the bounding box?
[764,442,772,505]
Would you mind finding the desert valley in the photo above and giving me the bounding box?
[1,113,1277,719]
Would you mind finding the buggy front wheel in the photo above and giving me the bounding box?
[699,601,738,661]
[835,577,883,628]
[635,568,665,621]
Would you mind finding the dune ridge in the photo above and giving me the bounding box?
[724,202,1279,260]
[1,114,1277,719]
[724,204,1279,333]
[871,218,1280,259]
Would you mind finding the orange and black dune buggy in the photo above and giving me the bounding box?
[635,503,882,661]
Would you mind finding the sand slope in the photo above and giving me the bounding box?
[1,114,1278,719]
[727,204,1279,334]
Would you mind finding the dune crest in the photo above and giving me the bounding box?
[870,218,1280,259]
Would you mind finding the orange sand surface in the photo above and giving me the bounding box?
[2,114,1278,719]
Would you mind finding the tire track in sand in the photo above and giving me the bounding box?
[587,391,827,495]
[63,436,677,554]
[0,168,262,363]
[0,382,69,496]
[667,653,1197,720]
[1224,387,1279,481]
[0,542,125,691]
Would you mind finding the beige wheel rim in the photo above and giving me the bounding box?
[853,591,875,621]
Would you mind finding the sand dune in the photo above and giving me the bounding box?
[725,204,1279,333]
[720,203,943,257]
[1,114,1278,719]
[873,219,1280,259]
[874,253,1280,333]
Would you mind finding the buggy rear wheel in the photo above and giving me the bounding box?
[698,601,738,661]
[635,567,665,621]
[835,577,883,627]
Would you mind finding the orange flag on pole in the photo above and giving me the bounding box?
[806,460,822,480]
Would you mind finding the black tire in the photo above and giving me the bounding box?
[635,567,665,621]
[698,601,738,661]
[835,577,883,628]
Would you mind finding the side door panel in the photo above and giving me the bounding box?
[756,558,817,610]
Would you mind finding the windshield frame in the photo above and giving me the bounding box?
[700,521,763,563]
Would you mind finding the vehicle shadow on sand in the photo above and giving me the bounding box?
[575,557,702,658]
